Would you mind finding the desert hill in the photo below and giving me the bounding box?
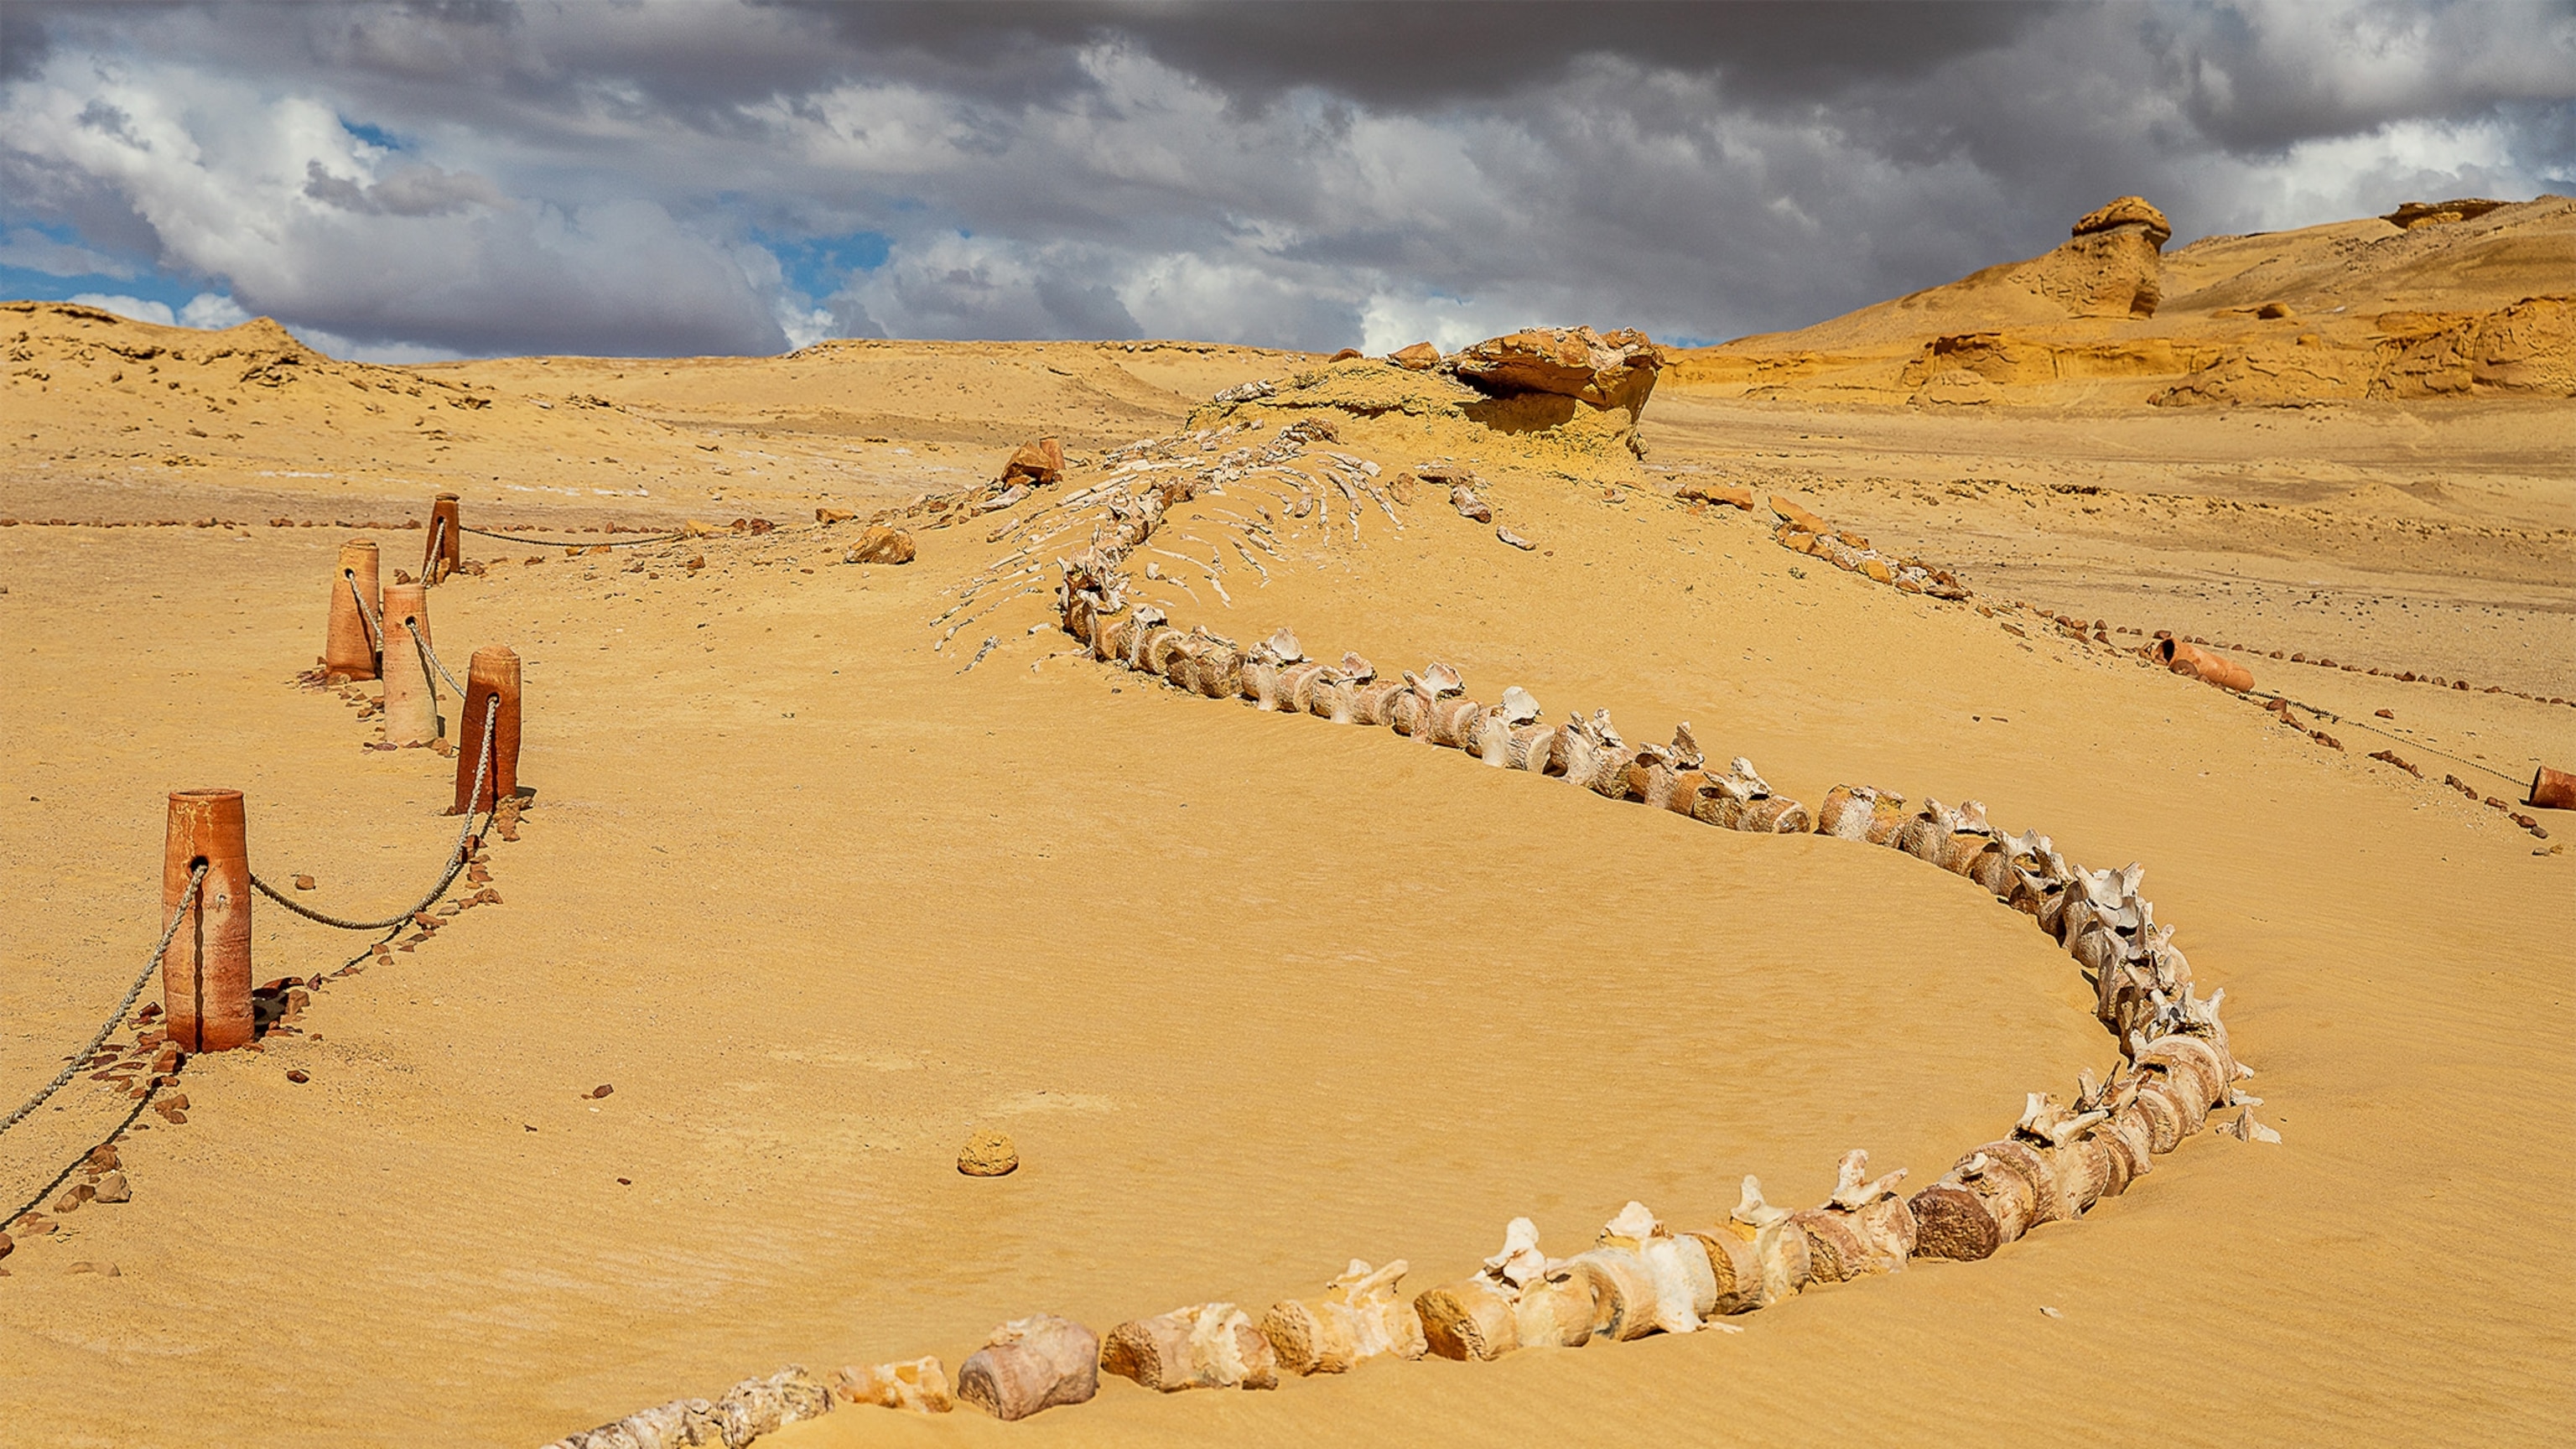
[1670,194,2576,407]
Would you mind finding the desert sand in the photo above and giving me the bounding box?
[3,194,2572,1449]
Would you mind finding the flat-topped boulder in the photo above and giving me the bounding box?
[1451,326,1665,411]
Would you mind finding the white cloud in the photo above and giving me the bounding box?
[179,292,249,328]
[64,289,247,330]
[4,1,2568,358]
[67,291,175,325]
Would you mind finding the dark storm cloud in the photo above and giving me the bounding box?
[2,2,2568,360]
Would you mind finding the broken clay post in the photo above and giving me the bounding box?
[453,646,522,816]
[378,584,440,746]
[163,789,252,1052]
[424,493,460,584]
[325,539,382,682]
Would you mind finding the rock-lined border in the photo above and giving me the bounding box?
[540,429,2272,1446]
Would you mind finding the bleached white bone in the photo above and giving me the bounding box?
[1827,1149,1909,1210]
[1498,685,1541,724]
[1731,1176,1790,1230]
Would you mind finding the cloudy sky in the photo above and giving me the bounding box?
[3,1,2569,360]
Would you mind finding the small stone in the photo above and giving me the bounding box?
[86,1145,118,1172]
[293,874,316,891]
[0,1232,13,1259]
[67,1261,96,1275]
[590,1083,614,1098]
[2039,1305,2064,1319]
[53,1190,83,1213]
[958,1128,1019,1177]
[285,1069,309,1084]
[16,1216,54,1236]
[92,1172,131,1203]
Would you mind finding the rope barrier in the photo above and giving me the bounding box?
[2261,692,2529,787]
[426,516,448,576]
[248,698,499,930]
[459,524,685,549]
[1,865,204,1139]
[415,631,465,698]
[4,1076,168,1234]
[347,573,384,652]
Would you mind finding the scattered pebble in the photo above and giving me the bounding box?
[293,874,316,890]
[2039,1306,2063,1319]
[92,1172,131,1204]
[589,1083,614,1099]
[285,1069,309,1083]
[958,1128,1020,1177]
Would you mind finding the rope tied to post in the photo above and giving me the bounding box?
[0,864,205,1138]
[459,524,686,549]
[346,571,384,653]
[414,631,465,698]
[248,697,500,931]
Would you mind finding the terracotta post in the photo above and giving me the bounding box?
[2532,765,2575,811]
[325,539,382,682]
[2154,637,2254,693]
[425,494,461,584]
[453,646,522,815]
[379,583,441,746]
[163,790,252,1052]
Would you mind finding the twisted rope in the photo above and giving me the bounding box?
[425,516,449,579]
[414,630,465,698]
[2261,692,2529,787]
[248,699,498,931]
[346,573,384,652]
[1,865,204,1138]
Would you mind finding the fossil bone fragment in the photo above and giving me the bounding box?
[956,1315,1099,1421]
[1452,486,1493,522]
[1100,1302,1279,1392]
[1310,652,1379,724]
[1512,1262,1601,1348]
[1724,1177,1815,1306]
[1415,1218,1544,1361]
[1392,662,1465,737]
[1496,523,1538,550]
[706,1366,833,1446]
[1894,798,1955,865]
[1576,1202,1718,1337]
[1815,1150,1916,1272]
[2220,1109,2283,1145]
[1279,659,1332,714]
[1545,710,1629,795]
[1817,784,1900,841]
[829,1357,953,1414]
[1261,1259,1428,1375]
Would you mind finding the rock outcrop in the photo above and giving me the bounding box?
[2027,195,2169,319]
[2382,199,2510,230]
[1450,326,1665,412]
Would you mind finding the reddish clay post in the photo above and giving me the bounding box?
[453,646,522,815]
[2533,765,2575,811]
[379,583,441,746]
[2154,637,2255,693]
[425,494,461,584]
[325,539,382,682]
[162,790,252,1052]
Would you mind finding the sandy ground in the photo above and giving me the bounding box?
[3,300,2573,1448]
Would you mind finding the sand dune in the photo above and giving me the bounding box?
[3,204,2572,1448]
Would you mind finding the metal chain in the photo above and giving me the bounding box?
[459,523,684,548]
[248,698,499,931]
[0,865,204,1138]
